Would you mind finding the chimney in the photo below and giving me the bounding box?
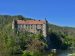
[34,19,35,21]
[39,20,40,21]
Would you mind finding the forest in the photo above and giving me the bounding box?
[0,15,75,56]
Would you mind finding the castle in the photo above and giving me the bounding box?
[12,19,48,37]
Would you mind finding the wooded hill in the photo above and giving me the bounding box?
[0,15,75,56]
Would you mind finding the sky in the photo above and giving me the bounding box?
[0,0,75,27]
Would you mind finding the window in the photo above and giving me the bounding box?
[31,24,33,29]
[24,25,26,28]
[28,25,30,29]
[26,25,27,29]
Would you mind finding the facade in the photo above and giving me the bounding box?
[12,20,48,37]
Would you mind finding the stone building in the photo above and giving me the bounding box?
[12,19,48,37]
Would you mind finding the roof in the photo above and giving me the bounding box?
[17,20,46,25]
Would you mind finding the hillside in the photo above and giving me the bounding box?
[49,23,75,36]
[0,15,75,56]
[0,15,75,30]
[0,15,75,34]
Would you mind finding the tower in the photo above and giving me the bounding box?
[42,18,48,37]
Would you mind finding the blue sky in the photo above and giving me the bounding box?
[0,0,75,27]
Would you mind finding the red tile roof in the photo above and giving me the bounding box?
[17,20,46,25]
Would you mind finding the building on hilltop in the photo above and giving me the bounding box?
[12,19,48,37]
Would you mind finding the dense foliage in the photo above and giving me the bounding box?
[0,15,75,56]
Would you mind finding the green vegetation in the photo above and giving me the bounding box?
[0,15,75,56]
